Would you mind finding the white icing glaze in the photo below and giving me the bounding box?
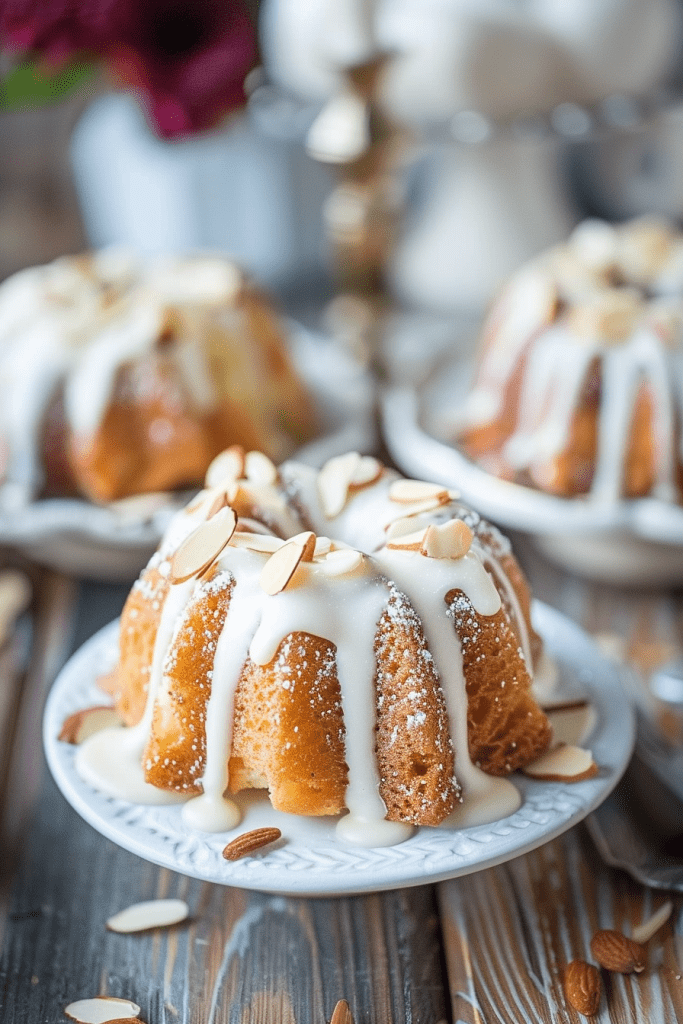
[458,220,683,503]
[75,463,545,845]
[0,252,249,502]
[76,574,197,806]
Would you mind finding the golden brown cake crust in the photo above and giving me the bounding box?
[375,587,460,825]
[114,564,169,726]
[448,589,552,775]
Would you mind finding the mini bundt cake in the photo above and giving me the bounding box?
[456,217,683,502]
[0,251,315,506]
[75,448,552,847]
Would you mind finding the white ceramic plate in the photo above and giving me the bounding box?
[382,380,683,585]
[0,322,375,582]
[43,602,634,896]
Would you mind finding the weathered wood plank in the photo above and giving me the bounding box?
[1,773,449,1024]
[439,827,683,1024]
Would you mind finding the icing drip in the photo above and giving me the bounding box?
[245,553,409,845]
[478,545,533,674]
[375,549,520,827]
[592,329,678,503]
[76,575,197,805]
[503,327,597,472]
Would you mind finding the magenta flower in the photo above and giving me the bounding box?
[0,0,258,137]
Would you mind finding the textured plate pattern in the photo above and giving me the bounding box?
[43,602,634,896]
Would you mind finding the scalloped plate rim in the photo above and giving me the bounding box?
[43,601,634,896]
[381,386,683,545]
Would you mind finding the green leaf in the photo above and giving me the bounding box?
[0,58,94,110]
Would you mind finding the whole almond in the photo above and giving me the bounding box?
[222,827,282,860]
[564,960,601,1016]
[590,930,646,973]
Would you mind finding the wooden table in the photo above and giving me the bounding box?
[0,545,681,1024]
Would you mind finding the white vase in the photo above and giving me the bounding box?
[70,92,334,292]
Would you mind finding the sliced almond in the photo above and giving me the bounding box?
[568,287,643,343]
[64,996,141,1023]
[314,536,332,557]
[245,450,278,485]
[421,520,473,560]
[205,445,245,487]
[389,479,450,504]
[203,489,230,520]
[106,898,189,934]
[260,541,305,595]
[546,701,597,747]
[291,531,316,562]
[317,452,361,518]
[323,549,364,576]
[59,706,123,745]
[385,496,451,520]
[229,532,282,554]
[97,670,119,697]
[632,901,673,945]
[169,506,237,584]
[330,999,354,1024]
[522,744,598,782]
[108,492,171,522]
[386,516,424,540]
[349,455,383,489]
[386,527,429,551]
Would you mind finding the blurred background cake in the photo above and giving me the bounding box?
[0,250,317,507]
[455,217,683,504]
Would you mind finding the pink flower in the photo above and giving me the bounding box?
[0,0,93,63]
[0,0,258,137]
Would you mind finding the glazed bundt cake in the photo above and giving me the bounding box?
[75,449,552,847]
[0,251,315,506]
[456,217,683,502]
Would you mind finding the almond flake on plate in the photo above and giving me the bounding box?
[546,701,597,747]
[59,706,123,745]
[106,898,189,934]
[170,506,237,584]
[205,445,245,487]
[632,901,673,945]
[260,540,305,595]
[64,996,141,1023]
[522,744,598,782]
